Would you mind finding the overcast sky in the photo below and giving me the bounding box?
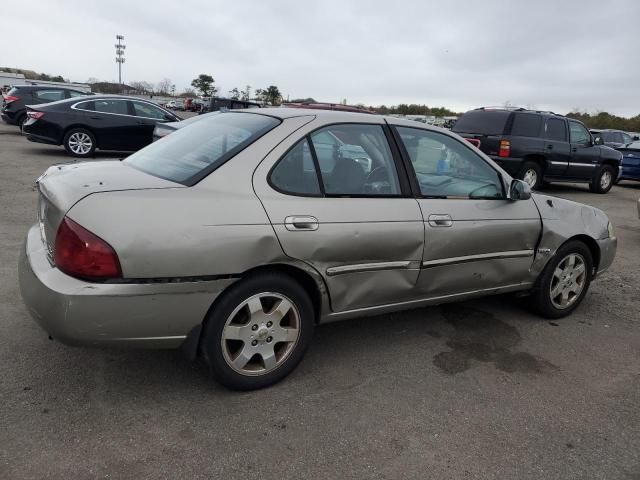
[4,0,639,116]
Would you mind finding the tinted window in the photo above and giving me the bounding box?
[132,101,168,120]
[34,90,65,101]
[270,139,321,195]
[68,90,87,98]
[310,124,401,196]
[397,127,503,199]
[452,110,511,135]
[75,101,94,111]
[93,99,128,115]
[622,133,632,144]
[569,122,591,144]
[546,118,567,141]
[510,113,542,137]
[125,112,280,185]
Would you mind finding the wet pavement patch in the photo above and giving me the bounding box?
[432,304,557,375]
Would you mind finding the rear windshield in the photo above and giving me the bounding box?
[452,110,511,135]
[125,112,280,185]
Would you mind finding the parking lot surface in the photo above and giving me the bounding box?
[1,121,639,479]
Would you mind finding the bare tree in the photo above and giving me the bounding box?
[240,85,251,101]
[229,88,240,100]
[156,78,173,95]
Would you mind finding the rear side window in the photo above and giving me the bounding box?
[452,110,511,135]
[510,113,542,137]
[68,90,87,98]
[94,99,128,115]
[34,90,65,101]
[125,112,280,185]
[270,139,321,195]
[545,118,567,141]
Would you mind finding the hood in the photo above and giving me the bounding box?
[37,160,183,214]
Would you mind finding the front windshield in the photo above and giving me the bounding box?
[125,112,280,185]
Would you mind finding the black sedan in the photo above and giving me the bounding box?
[23,95,181,157]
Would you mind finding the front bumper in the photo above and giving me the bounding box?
[19,224,236,348]
[596,236,617,276]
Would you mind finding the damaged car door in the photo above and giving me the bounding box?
[255,121,424,312]
[392,125,541,297]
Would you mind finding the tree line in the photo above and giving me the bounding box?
[565,111,640,132]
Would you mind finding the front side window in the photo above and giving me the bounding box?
[569,122,591,144]
[132,101,168,120]
[546,118,567,141]
[34,90,65,101]
[310,124,401,196]
[125,112,280,185]
[270,138,321,195]
[622,132,633,144]
[397,127,503,199]
[93,99,128,115]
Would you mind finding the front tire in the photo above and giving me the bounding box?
[63,128,96,158]
[518,161,543,190]
[589,165,614,194]
[201,272,315,390]
[528,241,593,319]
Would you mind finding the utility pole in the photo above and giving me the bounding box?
[115,35,126,84]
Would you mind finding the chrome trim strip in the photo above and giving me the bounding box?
[326,260,412,276]
[422,249,534,268]
[550,161,568,166]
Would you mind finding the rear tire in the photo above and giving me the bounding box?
[18,114,27,134]
[518,161,543,190]
[201,272,315,390]
[63,128,96,158]
[527,240,593,319]
[589,165,614,194]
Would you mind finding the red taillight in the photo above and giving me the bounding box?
[4,95,19,103]
[54,217,122,279]
[27,111,45,120]
[499,140,511,158]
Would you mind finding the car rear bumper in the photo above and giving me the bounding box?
[18,224,236,348]
[1,112,18,124]
[25,132,60,145]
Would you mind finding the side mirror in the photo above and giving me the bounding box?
[633,135,639,141]
[593,136,604,146]
[509,179,531,201]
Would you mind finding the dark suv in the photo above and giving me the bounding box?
[1,85,93,130]
[452,108,623,193]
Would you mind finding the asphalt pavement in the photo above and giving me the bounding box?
[1,121,639,479]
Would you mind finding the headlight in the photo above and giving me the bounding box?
[607,221,615,238]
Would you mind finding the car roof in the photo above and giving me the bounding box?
[247,107,382,122]
[470,107,565,118]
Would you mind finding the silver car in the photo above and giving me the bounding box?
[19,109,617,390]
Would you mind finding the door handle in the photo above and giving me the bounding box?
[546,144,553,150]
[571,147,577,152]
[284,216,319,231]
[428,214,453,227]
[89,116,102,120]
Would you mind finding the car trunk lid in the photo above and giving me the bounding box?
[36,160,183,261]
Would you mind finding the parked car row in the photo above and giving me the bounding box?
[4,90,639,190]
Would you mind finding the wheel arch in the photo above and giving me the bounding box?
[522,154,547,171]
[183,262,330,361]
[564,234,601,273]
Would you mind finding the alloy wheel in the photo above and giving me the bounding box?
[67,132,93,155]
[221,293,301,375]
[523,168,538,188]
[600,170,612,190]
[549,253,587,309]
